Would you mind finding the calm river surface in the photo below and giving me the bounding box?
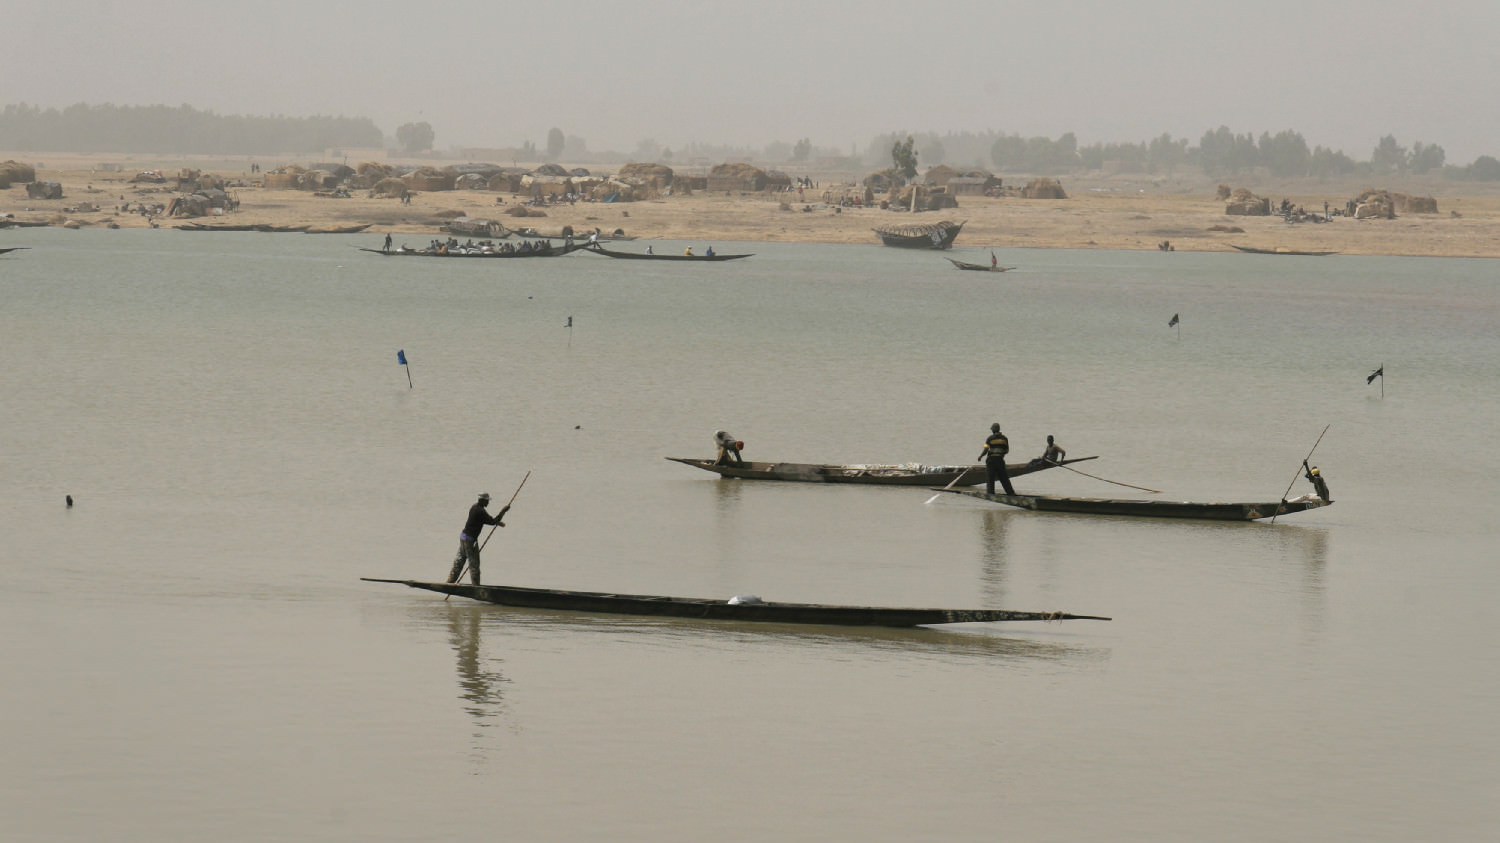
[3,228,1497,841]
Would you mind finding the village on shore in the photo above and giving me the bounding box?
[3,153,1498,258]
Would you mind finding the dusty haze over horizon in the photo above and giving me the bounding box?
[6,0,1497,163]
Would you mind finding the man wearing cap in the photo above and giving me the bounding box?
[978,423,1017,496]
[447,492,510,584]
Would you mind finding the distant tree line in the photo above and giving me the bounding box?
[0,103,383,155]
[864,127,1500,182]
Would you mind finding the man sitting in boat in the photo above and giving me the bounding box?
[705,246,715,257]
[713,430,745,466]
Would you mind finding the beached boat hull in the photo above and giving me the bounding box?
[1230,244,1339,256]
[873,220,964,249]
[361,579,1110,627]
[666,456,1095,485]
[586,244,752,261]
[932,488,1332,521]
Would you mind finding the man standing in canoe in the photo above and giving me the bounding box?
[447,492,510,585]
[979,423,1017,496]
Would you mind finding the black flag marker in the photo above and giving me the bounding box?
[1168,313,1179,327]
[1366,365,1383,385]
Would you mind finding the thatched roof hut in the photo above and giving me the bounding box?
[26,181,63,200]
[707,162,769,191]
[1020,178,1068,199]
[0,160,36,186]
[1352,189,1396,219]
[454,173,488,190]
[534,163,570,177]
[487,172,524,192]
[1392,192,1438,214]
[1225,188,1269,216]
[922,164,960,186]
[402,167,455,192]
[617,162,674,186]
[863,170,895,190]
[369,177,409,199]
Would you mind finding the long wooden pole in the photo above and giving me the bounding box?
[1271,425,1330,524]
[449,472,531,596]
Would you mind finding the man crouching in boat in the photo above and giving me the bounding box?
[713,430,745,466]
[1303,462,1331,502]
[447,492,509,584]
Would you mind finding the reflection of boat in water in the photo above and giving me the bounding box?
[932,488,1332,521]
[873,219,964,249]
[946,257,1014,272]
[363,579,1110,628]
[1230,244,1339,256]
[666,455,1096,486]
[585,243,752,261]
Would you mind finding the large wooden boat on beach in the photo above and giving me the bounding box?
[361,579,1111,628]
[666,455,1096,486]
[873,219,964,249]
[931,488,1332,521]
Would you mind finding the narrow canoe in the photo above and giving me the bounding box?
[931,488,1332,521]
[0,246,28,254]
[1230,244,1339,256]
[946,258,1015,272]
[358,241,592,258]
[586,243,752,261]
[361,579,1111,627]
[666,455,1097,486]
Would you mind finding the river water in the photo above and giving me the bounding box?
[3,228,1496,841]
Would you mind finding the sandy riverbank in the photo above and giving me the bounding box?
[5,152,1499,258]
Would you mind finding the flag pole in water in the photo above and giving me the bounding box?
[397,349,412,389]
[566,316,573,347]
[1168,312,1180,339]
[1367,363,1384,398]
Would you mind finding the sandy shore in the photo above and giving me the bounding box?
[5,152,1499,258]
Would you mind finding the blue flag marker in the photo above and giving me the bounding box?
[397,349,412,388]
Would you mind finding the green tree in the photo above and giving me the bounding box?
[1259,130,1310,177]
[792,138,812,162]
[395,121,434,154]
[1147,133,1187,173]
[1371,135,1407,172]
[1408,141,1445,174]
[1468,155,1500,181]
[546,127,566,160]
[891,135,918,182]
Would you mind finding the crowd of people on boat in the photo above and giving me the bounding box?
[394,236,559,255]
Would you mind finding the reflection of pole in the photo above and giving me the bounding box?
[566,315,573,347]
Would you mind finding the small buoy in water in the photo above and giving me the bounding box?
[66,495,73,508]
[575,425,582,430]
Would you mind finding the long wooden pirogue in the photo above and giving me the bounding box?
[931,488,1332,521]
[666,456,1096,486]
[362,579,1111,628]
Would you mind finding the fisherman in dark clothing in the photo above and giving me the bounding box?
[447,492,510,584]
[979,423,1017,496]
[1304,462,1331,502]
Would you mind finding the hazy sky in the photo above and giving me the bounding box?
[7,0,1498,162]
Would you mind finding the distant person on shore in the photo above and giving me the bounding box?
[978,423,1016,496]
[714,430,744,466]
[447,492,510,585]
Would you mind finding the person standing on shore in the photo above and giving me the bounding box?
[979,423,1016,496]
[447,492,510,585]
